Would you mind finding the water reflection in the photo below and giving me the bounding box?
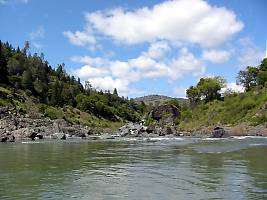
[0,138,266,199]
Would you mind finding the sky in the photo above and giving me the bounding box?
[0,0,266,98]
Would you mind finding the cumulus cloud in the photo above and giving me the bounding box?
[0,0,7,4]
[75,65,109,78]
[144,41,170,59]
[63,30,96,46]
[0,0,29,5]
[71,56,109,66]
[66,0,244,96]
[82,0,243,47]
[238,38,265,68]
[170,48,205,79]
[28,26,45,49]
[221,82,244,93]
[202,49,231,63]
[88,76,131,96]
[29,26,44,40]
[72,44,204,96]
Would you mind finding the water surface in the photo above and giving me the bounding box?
[0,137,267,199]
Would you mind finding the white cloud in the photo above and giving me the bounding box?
[202,49,231,63]
[63,30,96,46]
[29,26,44,40]
[0,0,7,5]
[170,48,205,80]
[72,44,205,96]
[83,0,243,47]
[31,41,43,49]
[71,56,108,66]
[28,26,45,49]
[0,0,29,5]
[144,41,170,59]
[221,82,244,93]
[238,38,265,68]
[88,76,130,96]
[75,65,109,78]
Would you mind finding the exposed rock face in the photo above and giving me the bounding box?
[211,127,229,138]
[118,122,177,137]
[150,104,180,125]
[0,106,92,141]
[118,122,144,137]
[1,135,15,142]
[52,132,66,140]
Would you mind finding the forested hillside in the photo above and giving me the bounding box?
[0,41,145,128]
[1,40,267,133]
[178,58,267,131]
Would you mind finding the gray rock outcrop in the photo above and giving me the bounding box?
[0,106,92,141]
[211,127,229,138]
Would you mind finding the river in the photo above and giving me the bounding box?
[0,137,266,200]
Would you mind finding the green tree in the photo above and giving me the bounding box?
[0,40,9,84]
[113,88,118,96]
[165,99,180,109]
[197,76,225,102]
[21,70,33,90]
[257,58,267,86]
[237,66,258,91]
[23,41,30,55]
[50,81,62,106]
[7,57,21,75]
[186,86,200,106]
[56,63,65,80]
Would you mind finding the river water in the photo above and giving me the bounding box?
[0,137,266,200]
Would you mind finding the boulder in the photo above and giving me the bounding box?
[1,136,8,142]
[118,122,143,137]
[52,132,66,140]
[150,104,180,124]
[8,135,15,142]
[211,127,229,138]
[146,125,156,134]
[164,126,176,135]
[29,132,37,140]
[36,134,44,139]
[1,135,15,142]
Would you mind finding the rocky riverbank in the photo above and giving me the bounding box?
[0,106,98,142]
[1,106,267,143]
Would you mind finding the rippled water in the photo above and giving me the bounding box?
[0,137,267,200]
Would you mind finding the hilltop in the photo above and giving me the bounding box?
[0,40,145,140]
[1,40,267,141]
[134,94,187,106]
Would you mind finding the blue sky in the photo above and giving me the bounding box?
[0,0,266,97]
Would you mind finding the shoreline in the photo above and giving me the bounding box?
[1,106,267,143]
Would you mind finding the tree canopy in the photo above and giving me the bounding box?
[0,41,144,122]
[186,76,225,105]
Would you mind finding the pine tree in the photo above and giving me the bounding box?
[21,70,33,90]
[113,88,118,96]
[0,40,9,84]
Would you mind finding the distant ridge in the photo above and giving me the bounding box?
[134,94,188,106]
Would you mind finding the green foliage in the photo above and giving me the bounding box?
[237,59,267,91]
[197,76,225,102]
[0,40,9,84]
[43,106,64,120]
[237,66,258,91]
[179,87,267,131]
[144,116,156,126]
[164,99,180,109]
[186,86,200,106]
[0,40,145,124]
[186,76,225,106]
[21,70,33,91]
